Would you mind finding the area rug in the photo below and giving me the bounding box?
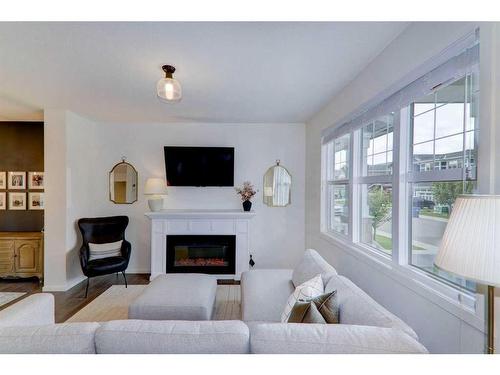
[0,292,26,309]
[66,284,241,322]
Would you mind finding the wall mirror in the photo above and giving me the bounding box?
[109,158,138,204]
[263,160,291,207]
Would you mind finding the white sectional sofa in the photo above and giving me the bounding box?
[0,249,428,354]
[0,294,250,354]
[241,250,425,354]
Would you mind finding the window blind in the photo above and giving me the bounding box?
[322,36,479,144]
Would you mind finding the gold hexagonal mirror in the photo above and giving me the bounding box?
[263,160,291,207]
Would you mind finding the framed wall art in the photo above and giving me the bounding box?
[28,192,44,210]
[0,192,6,210]
[0,172,6,189]
[8,192,26,210]
[8,171,26,190]
[28,171,44,190]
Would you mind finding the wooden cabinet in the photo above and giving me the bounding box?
[0,232,43,284]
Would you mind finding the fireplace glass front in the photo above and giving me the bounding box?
[166,235,236,274]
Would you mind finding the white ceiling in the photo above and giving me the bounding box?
[0,22,408,123]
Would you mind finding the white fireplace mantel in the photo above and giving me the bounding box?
[145,209,256,280]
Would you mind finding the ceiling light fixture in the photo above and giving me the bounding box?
[156,64,182,103]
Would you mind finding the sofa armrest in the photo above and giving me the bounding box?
[249,323,428,354]
[0,322,99,354]
[0,294,55,327]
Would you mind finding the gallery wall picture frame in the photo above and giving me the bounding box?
[0,172,6,189]
[0,192,6,210]
[28,171,44,190]
[8,192,26,210]
[8,171,26,190]
[28,192,44,210]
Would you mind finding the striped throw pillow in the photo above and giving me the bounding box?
[281,274,324,323]
[88,240,123,261]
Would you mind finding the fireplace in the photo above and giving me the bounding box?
[166,235,236,274]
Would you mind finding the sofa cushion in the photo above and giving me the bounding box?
[241,269,294,322]
[281,274,324,322]
[0,323,99,354]
[128,273,217,320]
[249,323,428,354]
[95,320,250,354]
[292,249,337,287]
[325,275,418,340]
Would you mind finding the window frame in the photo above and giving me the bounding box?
[320,37,481,320]
[354,114,398,258]
[406,71,479,291]
[324,134,352,238]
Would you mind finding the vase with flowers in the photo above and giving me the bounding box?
[235,181,257,211]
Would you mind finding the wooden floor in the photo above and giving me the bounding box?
[1,274,240,323]
[0,274,149,322]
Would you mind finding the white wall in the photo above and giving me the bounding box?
[44,110,100,290]
[305,22,500,353]
[44,118,306,289]
[44,110,69,290]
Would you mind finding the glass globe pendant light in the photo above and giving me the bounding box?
[156,64,182,103]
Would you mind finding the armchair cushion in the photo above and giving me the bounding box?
[88,240,123,260]
[85,256,128,277]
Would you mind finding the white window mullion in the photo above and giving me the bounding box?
[397,107,411,265]
[351,129,360,243]
[391,111,401,263]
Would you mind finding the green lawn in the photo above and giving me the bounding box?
[419,208,449,219]
[375,234,392,251]
[375,234,425,251]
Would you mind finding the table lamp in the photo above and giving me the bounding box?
[434,195,500,354]
[144,178,168,212]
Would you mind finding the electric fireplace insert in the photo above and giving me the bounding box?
[166,235,236,274]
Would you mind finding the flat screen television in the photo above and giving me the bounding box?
[164,146,234,187]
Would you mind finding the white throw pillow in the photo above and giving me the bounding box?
[281,274,324,323]
[88,240,123,261]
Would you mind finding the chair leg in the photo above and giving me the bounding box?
[122,272,128,288]
[84,278,90,298]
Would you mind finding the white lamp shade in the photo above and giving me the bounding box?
[144,178,168,195]
[157,77,182,102]
[435,195,500,287]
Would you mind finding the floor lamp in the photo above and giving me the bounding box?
[434,195,500,354]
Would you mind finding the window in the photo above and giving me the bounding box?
[325,134,350,236]
[321,36,479,295]
[358,114,394,255]
[409,73,479,290]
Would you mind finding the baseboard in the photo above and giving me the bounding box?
[42,284,69,292]
[42,275,87,292]
[125,269,150,274]
[65,275,87,290]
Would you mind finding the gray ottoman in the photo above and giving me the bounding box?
[128,274,217,321]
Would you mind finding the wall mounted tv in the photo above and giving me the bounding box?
[164,146,234,187]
